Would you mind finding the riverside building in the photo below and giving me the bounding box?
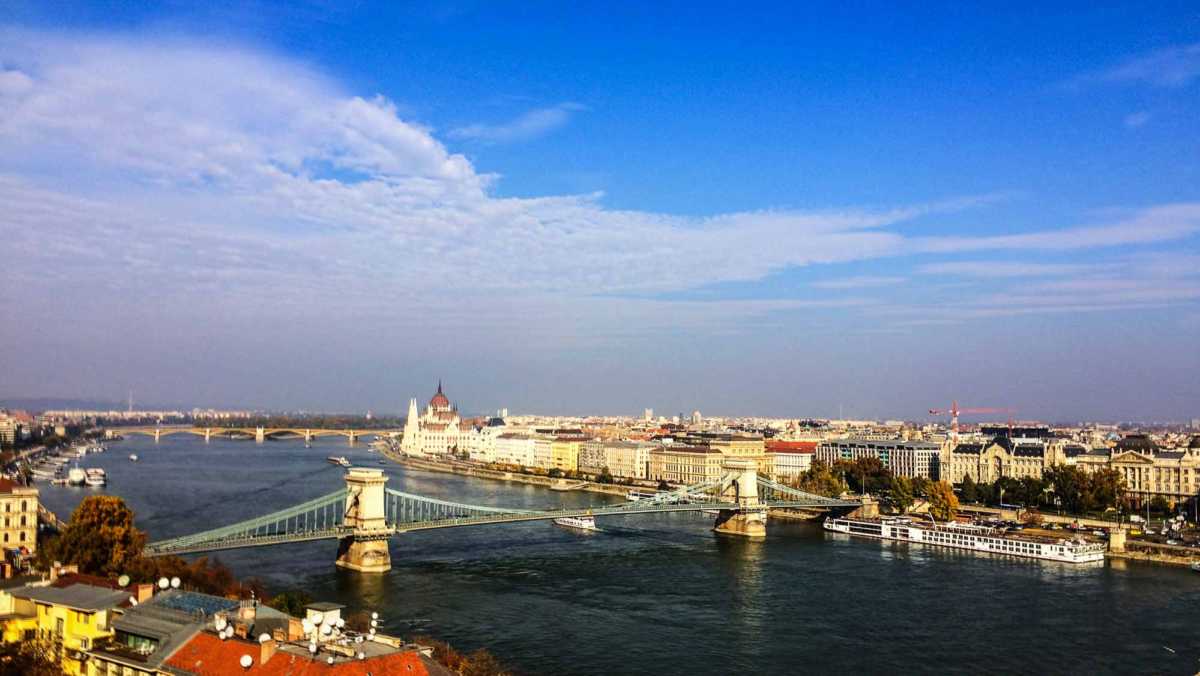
[816,439,941,479]
[0,478,37,555]
[400,383,463,456]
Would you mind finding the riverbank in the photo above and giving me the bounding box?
[379,449,640,498]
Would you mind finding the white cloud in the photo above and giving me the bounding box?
[811,276,907,289]
[1124,110,1152,128]
[916,261,1092,278]
[1088,42,1200,89]
[0,27,1197,342]
[449,102,588,144]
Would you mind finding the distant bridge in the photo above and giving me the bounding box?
[142,459,864,572]
[106,425,400,444]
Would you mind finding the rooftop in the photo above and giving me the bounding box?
[11,582,130,611]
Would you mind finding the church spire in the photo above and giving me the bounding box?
[437,379,443,394]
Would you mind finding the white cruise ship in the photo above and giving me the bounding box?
[824,515,1106,563]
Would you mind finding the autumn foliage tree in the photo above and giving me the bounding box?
[55,496,146,576]
[926,481,959,522]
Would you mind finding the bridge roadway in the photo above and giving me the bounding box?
[107,425,400,443]
[142,461,865,571]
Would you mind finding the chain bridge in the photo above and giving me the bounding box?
[142,459,862,572]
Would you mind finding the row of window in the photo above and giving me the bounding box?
[1,500,31,512]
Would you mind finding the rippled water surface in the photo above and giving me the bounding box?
[38,436,1200,675]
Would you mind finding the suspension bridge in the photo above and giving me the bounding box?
[142,458,864,572]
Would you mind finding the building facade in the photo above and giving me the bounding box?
[0,479,37,554]
[400,383,463,456]
[649,446,724,485]
[817,439,941,479]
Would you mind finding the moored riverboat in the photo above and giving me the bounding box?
[824,515,1106,563]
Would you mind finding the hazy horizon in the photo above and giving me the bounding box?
[2,4,1197,421]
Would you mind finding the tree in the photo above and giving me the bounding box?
[793,460,844,497]
[927,481,959,522]
[911,476,932,498]
[547,467,563,478]
[960,474,978,503]
[657,479,671,491]
[267,590,314,617]
[0,639,59,676]
[597,467,614,484]
[57,496,146,576]
[887,476,914,514]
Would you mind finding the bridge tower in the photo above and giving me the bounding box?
[304,429,313,443]
[255,426,265,444]
[153,428,161,443]
[203,427,212,443]
[713,458,767,538]
[347,431,358,445]
[336,468,392,573]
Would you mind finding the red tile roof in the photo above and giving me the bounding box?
[0,478,20,493]
[165,632,435,676]
[766,441,817,453]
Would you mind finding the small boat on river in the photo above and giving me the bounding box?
[554,514,600,532]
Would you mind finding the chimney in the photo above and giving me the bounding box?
[285,618,304,641]
[234,622,250,640]
[238,600,257,623]
[134,584,155,604]
[259,638,278,665]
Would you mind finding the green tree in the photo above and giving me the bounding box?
[57,496,146,577]
[927,481,959,522]
[547,467,564,478]
[597,467,614,484]
[910,476,932,498]
[888,476,914,514]
[960,474,978,503]
[657,479,671,491]
[267,590,314,617]
[794,460,844,497]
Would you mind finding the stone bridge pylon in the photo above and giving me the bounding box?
[712,458,767,538]
[335,469,393,573]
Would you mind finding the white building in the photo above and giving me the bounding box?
[400,383,463,456]
[494,433,539,468]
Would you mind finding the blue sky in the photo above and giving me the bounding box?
[1,2,1198,420]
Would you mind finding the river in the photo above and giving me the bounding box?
[37,435,1200,675]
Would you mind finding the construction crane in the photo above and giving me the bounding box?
[928,400,1016,445]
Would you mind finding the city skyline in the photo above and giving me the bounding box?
[2,4,1198,419]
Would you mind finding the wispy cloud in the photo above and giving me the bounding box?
[0,27,1197,349]
[916,261,1092,278]
[449,102,587,143]
[811,275,906,289]
[1077,42,1200,89]
[1124,110,1152,128]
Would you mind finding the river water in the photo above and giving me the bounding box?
[37,436,1200,675]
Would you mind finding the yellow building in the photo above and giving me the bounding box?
[0,478,38,554]
[707,435,774,476]
[551,437,583,473]
[8,583,128,675]
[649,446,724,485]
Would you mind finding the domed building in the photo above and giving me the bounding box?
[400,382,463,456]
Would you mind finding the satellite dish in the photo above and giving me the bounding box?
[370,620,378,628]
[371,611,379,620]
[308,643,317,654]
[220,630,229,641]
[358,652,365,660]
[321,624,332,635]
[258,633,271,644]
[129,596,138,606]
[117,575,130,587]
[327,656,335,665]
[310,611,324,625]
[369,628,375,636]
[355,636,364,644]
[240,654,253,668]
[157,577,169,589]
[170,577,181,589]
[215,616,228,631]
[301,619,312,633]
[336,618,345,629]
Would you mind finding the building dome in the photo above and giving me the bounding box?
[429,381,450,409]
[1189,436,1200,450]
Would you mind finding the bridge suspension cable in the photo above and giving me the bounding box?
[144,488,351,557]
